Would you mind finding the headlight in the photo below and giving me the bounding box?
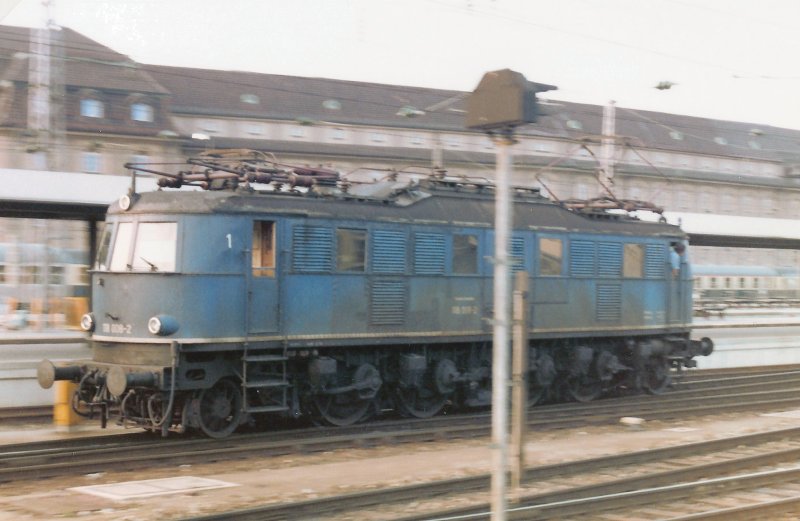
[80,313,95,332]
[118,194,132,211]
[148,314,179,336]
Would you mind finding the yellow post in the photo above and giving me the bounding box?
[54,380,80,432]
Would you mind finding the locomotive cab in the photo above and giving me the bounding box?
[39,194,286,437]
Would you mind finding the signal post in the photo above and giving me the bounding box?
[466,70,555,521]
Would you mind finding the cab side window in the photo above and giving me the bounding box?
[539,237,563,276]
[337,228,366,272]
[252,221,276,277]
[623,243,644,278]
[452,234,478,274]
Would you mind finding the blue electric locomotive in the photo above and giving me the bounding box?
[38,151,712,437]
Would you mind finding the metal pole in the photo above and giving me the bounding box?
[491,128,515,521]
[600,100,616,194]
[510,271,529,496]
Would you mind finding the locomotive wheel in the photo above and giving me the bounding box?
[567,375,602,403]
[528,353,555,407]
[394,384,448,419]
[309,363,380,427]
[643,357,672,395]
[197,379,243,438]
[527,383,546,407]
[311,394,372,426]
[394,358,454,418]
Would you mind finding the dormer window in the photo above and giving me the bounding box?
[131,102,154,122]
[80,99,104,118]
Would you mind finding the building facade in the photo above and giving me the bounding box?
[1,24,799,320]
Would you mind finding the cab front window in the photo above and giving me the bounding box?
[108,221,178,272]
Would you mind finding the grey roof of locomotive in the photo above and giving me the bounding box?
[112,182,685,240]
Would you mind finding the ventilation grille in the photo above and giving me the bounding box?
[645,244,666,279]
[511,237,525,273]
[570,240,595,277]
[414,233,445,275]
[292,226,333,272]
[370,280,407,325]
[596,284,622,321]
[372,230,407,274]
[597,242,622,277]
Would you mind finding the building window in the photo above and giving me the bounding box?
[290,126,307,138]
[131,154,149,164]
[49,266,65,285]
[82,152,102,173]
[21,265,42,284]
[130,102,154,122]
[534,141,551,153]
[370,132,386,143]
[29,151,47,170]
[200,120,221,133]
[330,128,347,141]
[239,93,260,105]
[80,99,104,118]
[246,123,265,136]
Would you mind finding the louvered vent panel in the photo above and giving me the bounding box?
[511,237,525,273]
[414,233,445,275]
[292,226,333,272]
[372,230,407,274]
[570,240,595,277]
[371,280,407,325]
[645,244,666,279]
[597,242,622,277]
[596,284,622,321]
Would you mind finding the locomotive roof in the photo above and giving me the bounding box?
[112,184,685,239]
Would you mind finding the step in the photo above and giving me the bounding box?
[243,354,288,363]
[244,405,289,413]
[244,378,289,389]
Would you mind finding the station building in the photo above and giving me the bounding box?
[1,24,799,317]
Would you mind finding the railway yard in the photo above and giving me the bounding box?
[4,366,800,520]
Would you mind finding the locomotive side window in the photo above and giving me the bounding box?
[131,222,177,272]
[109,222,134,271]
[94,224,112,270]
[623,243,644,278]
[337,228,366,272]
[452,234,478,274]
[252,221,276,277]
[539,237,563,276]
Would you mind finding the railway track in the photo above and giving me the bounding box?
[183,426,800,520]
[0,405,52,423]
[4,367,800,484]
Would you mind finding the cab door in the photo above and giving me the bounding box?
[667,245,685,325]
[248,220,279,333]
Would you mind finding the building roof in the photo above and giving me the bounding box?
[1,24,799,167]
[0,25,168,94]
[144,64,800,165]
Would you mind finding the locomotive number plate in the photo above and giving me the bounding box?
[102,323,133,334]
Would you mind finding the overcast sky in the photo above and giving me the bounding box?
[3,0,800,130]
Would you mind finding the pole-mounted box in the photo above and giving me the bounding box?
[465,69,557,131]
